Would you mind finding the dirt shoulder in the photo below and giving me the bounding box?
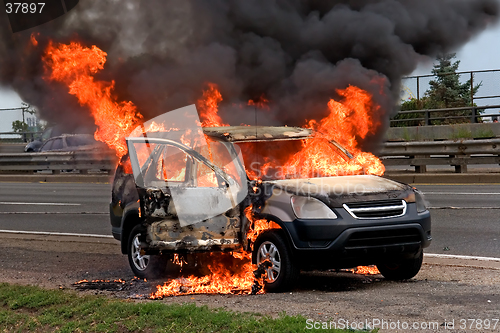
[1,234,499,332]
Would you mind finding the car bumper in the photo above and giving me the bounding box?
[280,204,431,269]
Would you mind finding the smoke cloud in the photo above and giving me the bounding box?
[0,0,498,149]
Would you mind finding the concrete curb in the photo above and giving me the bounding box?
[424,254,500,270]
[384,173,500,184]
[0,173,499,184]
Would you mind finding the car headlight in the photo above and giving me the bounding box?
[414,190,428,213]
[290,196,337,219]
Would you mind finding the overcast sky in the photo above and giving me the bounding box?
[1,21,500,132]
[412,22,500,75]
[0,87,24,132]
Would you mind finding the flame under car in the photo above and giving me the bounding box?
[110,126,431,291]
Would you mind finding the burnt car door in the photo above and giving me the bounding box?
[126,135,248,251]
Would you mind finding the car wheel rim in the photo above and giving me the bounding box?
[131,233,150,271]
[257,241,281,283]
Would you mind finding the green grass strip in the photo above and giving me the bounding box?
[0,283,375,332]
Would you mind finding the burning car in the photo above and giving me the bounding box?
[109,110,431,292]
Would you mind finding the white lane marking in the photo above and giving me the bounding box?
[0,212,107,214]
[424,192,500,195]
[0,229,113,238]
[0,202,81,206]
[426,253,500,262]
[428,207,500,209]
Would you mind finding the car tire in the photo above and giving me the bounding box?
[253,230,299,292]
[376,249,423,280]
[127,225,169,279]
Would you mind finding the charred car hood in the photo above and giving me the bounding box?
[266,175,413,207]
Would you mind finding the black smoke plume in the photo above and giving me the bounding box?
[0,0,498,149]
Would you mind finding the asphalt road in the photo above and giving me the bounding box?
[416,184,500,258]
[0,182,111,236]
[0,182,499,257]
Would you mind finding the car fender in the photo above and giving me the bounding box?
[120,201,141,254]
[260,190,295,222]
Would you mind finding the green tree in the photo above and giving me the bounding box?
[11,120,28,133]
[426,53,481,109]
[393,53,482,126]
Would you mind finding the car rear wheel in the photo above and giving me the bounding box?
[127,225,169,279]
[376,249,423,280]
[253,230,299,292]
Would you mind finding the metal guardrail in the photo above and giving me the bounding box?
[0,131,42,143]
[0,140,498,175]
[379,139,500,173]
[0,150,117,174]
[390,105,500,126]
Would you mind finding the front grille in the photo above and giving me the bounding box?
[344,228,421,249]
[343,199,406,219]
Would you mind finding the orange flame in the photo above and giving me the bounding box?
[248,94,270,110]
[43,42,143,158]
[253,85,385,179]
[30,33,38,46]
[150,252,261,298]
[73,279,126,284]
[311,85,385,176]
[198,83,228,127]
[245,205,280,247]
[151,205,276,298]
[349,266,380,275]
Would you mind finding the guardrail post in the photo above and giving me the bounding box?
[453,156,468,173]
[471,107,477,124]
[424,110,430,125]
[415,165,427,173]
[413,155,428,173]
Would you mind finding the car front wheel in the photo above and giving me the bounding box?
[376,249,423,280]
[127,225,168,279]
[253,230,299,292]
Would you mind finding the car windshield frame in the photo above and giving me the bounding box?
[126,136,237,187]
[232,136,355,181]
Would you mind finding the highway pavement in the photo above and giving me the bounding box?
[0,182,111,236]
[416,184,500,258]
[0,182,498,258]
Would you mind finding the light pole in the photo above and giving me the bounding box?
[21,102,29,125]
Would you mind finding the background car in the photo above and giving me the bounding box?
[38,134,106,152]
[24,127,60,152]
